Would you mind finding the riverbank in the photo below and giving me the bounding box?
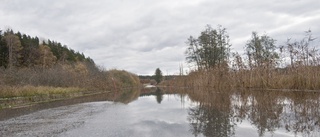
[0,86,141,121]
[0,68,141,109]
[0,87,106,109]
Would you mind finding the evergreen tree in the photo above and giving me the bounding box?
[0,29,94,68]
[154,68,163,84]
[20,34,40,67]
[0,30,9,67]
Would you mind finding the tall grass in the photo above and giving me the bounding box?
[172,65,320,91]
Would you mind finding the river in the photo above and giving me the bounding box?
[1,88,320,137]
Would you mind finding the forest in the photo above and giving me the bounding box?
[0,29,140,99]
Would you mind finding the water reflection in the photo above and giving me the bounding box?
[155,88,163,104]
[187,91,235,137]
[184,88,320,137]
[112,88,141,104]
[188,104,235,137]
[140,87,164,104]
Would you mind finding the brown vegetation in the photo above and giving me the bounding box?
[170,65,320,91]
[0,62,141,98]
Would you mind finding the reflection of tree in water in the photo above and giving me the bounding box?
[188,103,234,137]
[247,91,283,136]
[186,89,320,137]
[139,87,168,104]
[233,90,320,137]
[113,88,141,104]
[187,91,235,137]
[281,92,320,136]
[155,88,163,104]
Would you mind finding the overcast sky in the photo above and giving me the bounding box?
[1,0,319,75]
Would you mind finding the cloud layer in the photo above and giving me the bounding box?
[1,0,319,75]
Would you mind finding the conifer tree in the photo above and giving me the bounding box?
[154,68,163,84]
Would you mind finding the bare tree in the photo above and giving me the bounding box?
[284,30,317,67]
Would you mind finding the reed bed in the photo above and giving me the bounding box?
[170,66,320,91]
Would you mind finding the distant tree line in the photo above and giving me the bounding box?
[0,29,94,69]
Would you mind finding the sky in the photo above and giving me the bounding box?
[1,0,319,75]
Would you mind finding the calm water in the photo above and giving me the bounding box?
[1,88,320,137]
[65,88,320,137]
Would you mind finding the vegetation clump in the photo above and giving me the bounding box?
[108,69,141,89]
[178,25,320,91]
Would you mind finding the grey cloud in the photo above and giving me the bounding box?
[129,120,190,137]
[1,0,319,75]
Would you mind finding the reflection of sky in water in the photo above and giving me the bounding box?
[235,120,297,137]
[63,94,197,137]
[63,94,320,137]
[125,95,195,137]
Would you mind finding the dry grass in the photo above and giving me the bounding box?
[0,85,85,98]
[172,66,320,91]
[237,66,320,90]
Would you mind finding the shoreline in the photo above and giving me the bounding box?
[0,89,110,110]
[0,91,115,121]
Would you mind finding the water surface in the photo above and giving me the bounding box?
[64,89,320,137]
